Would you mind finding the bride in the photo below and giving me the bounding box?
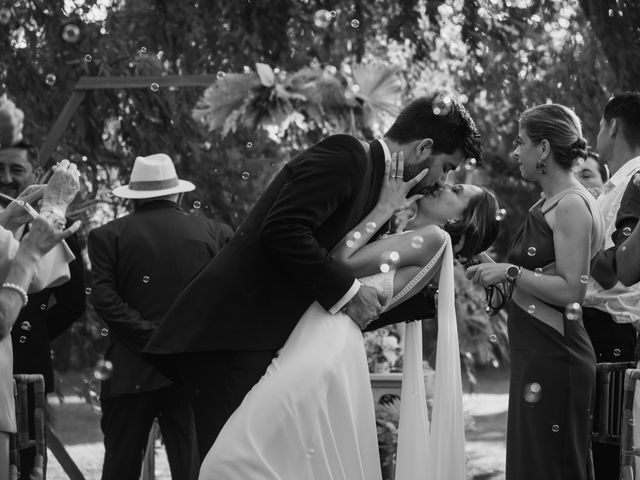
[199,154,500,480]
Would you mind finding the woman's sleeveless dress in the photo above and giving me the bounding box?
[199,237,462,480]
[505,186,604,480]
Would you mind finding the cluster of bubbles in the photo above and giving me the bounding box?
[346,231,362,248]
[313,9,337,28]
[564,302,582,320]
[523,382,542,403]
[633,173,640,187]
[93,359,114,380]
[495,208,507,221]
[379,250,400,273]
[432,94,452,116]
[463,158,477,171]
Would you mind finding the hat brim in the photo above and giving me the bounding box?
[112,179,196,199]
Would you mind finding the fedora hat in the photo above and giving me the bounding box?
[112,153,195,199]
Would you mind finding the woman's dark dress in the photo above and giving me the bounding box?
[506,189,598,480]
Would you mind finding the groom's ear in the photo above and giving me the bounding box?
[416,138,434,160]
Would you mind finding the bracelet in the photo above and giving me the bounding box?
[14,200,38,219]
[2,282,29,306]
[40,205,66,219]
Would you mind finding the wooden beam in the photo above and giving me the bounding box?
[75,75,218,90]
[36,90,86,167]
[37,75,220,167]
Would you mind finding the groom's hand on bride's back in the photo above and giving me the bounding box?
[344,285,386,330]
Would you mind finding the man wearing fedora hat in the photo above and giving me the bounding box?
[87,153,232,480]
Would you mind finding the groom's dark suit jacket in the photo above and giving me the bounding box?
[144,135,431,360]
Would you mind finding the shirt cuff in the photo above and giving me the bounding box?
[329,279,361,314]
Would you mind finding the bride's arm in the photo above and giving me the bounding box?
[331,153,427,265]
[335,224,447,278]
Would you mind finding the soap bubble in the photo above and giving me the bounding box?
[93,359,114,380]
[313,9,332,28]
[379,251,400,273]
[62,24,81,43]
[565,302,582,321]
[524,382,542,403]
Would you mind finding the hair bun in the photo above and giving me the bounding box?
[570,137,587,160]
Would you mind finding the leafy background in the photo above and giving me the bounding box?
[0,0,637,392]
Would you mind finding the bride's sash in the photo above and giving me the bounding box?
[395,234,466,480]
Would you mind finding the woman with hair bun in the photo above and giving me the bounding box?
[466,104,604,480]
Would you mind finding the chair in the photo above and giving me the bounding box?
[593,362,636,445]
[619,368,640,480]
[10,374,47,479]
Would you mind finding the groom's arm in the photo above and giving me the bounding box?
[88,228,156,353]
[363,290,436,332]
[259,135,367,312]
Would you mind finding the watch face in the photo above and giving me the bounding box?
[506,265,519,279]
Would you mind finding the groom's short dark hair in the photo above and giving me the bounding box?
[385,91,483,164]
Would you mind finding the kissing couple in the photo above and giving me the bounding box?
[144,91,500,479]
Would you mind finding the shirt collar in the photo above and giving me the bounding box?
[378,138,392,162]
[603,155,640,193]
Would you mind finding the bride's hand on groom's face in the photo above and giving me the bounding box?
[377,152,428,214]
[344,285,386,330]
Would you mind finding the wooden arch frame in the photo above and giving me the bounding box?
[37,74,219,166]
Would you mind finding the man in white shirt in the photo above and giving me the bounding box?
[583,91,640,479]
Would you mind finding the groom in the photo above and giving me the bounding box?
[143,91,483,460]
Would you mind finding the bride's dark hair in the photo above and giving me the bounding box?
[443,187,500,259]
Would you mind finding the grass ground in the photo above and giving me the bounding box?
[42,366,509,479]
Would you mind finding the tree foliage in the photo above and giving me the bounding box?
[0,0,636,378]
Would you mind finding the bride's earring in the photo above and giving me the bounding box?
[536,158,547,174]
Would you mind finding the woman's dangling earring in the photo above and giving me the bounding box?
[536,158,547,174]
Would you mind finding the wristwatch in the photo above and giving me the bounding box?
[505,264,522,284]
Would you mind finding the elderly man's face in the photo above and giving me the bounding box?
[0,148,36,199]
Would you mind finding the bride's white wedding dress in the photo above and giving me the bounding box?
[199,234,465,479]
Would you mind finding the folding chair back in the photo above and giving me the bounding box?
[620,368,640,480]
[11,374,46,478]
[593,362,636,444]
